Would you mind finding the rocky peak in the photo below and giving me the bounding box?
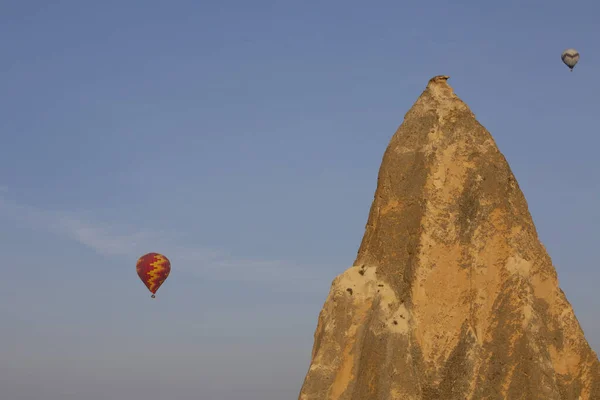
[299,76,600,399]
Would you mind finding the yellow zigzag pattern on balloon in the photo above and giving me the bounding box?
[147,254,168,292]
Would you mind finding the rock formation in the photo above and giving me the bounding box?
[299,76,600,399]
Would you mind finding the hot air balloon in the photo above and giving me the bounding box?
[561,48,580,71]
[136,252,171,298]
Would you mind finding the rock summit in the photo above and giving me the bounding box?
[299,76,600,399]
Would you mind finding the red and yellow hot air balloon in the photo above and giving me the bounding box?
[136,252,171,298]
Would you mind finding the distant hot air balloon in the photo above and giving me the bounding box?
[561,48,580,71]
[136,252,171,298]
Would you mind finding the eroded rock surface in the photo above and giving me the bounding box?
[299,76,600,400]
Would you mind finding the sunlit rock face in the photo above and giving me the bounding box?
[298,76,600,400]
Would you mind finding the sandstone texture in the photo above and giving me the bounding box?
[299,76,600,399]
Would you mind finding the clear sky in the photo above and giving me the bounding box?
[1,1,599,399]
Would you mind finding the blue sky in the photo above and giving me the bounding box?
[1,1,599,398]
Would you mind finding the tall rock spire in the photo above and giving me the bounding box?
[299,76,600,399]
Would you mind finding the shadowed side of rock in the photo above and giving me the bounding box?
[298,76,600,400]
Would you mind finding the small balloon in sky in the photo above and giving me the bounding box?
[561,48,580,72]
[136,252,171,298]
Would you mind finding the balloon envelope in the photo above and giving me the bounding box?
[561,48,579,70]
[136,252,171,297]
